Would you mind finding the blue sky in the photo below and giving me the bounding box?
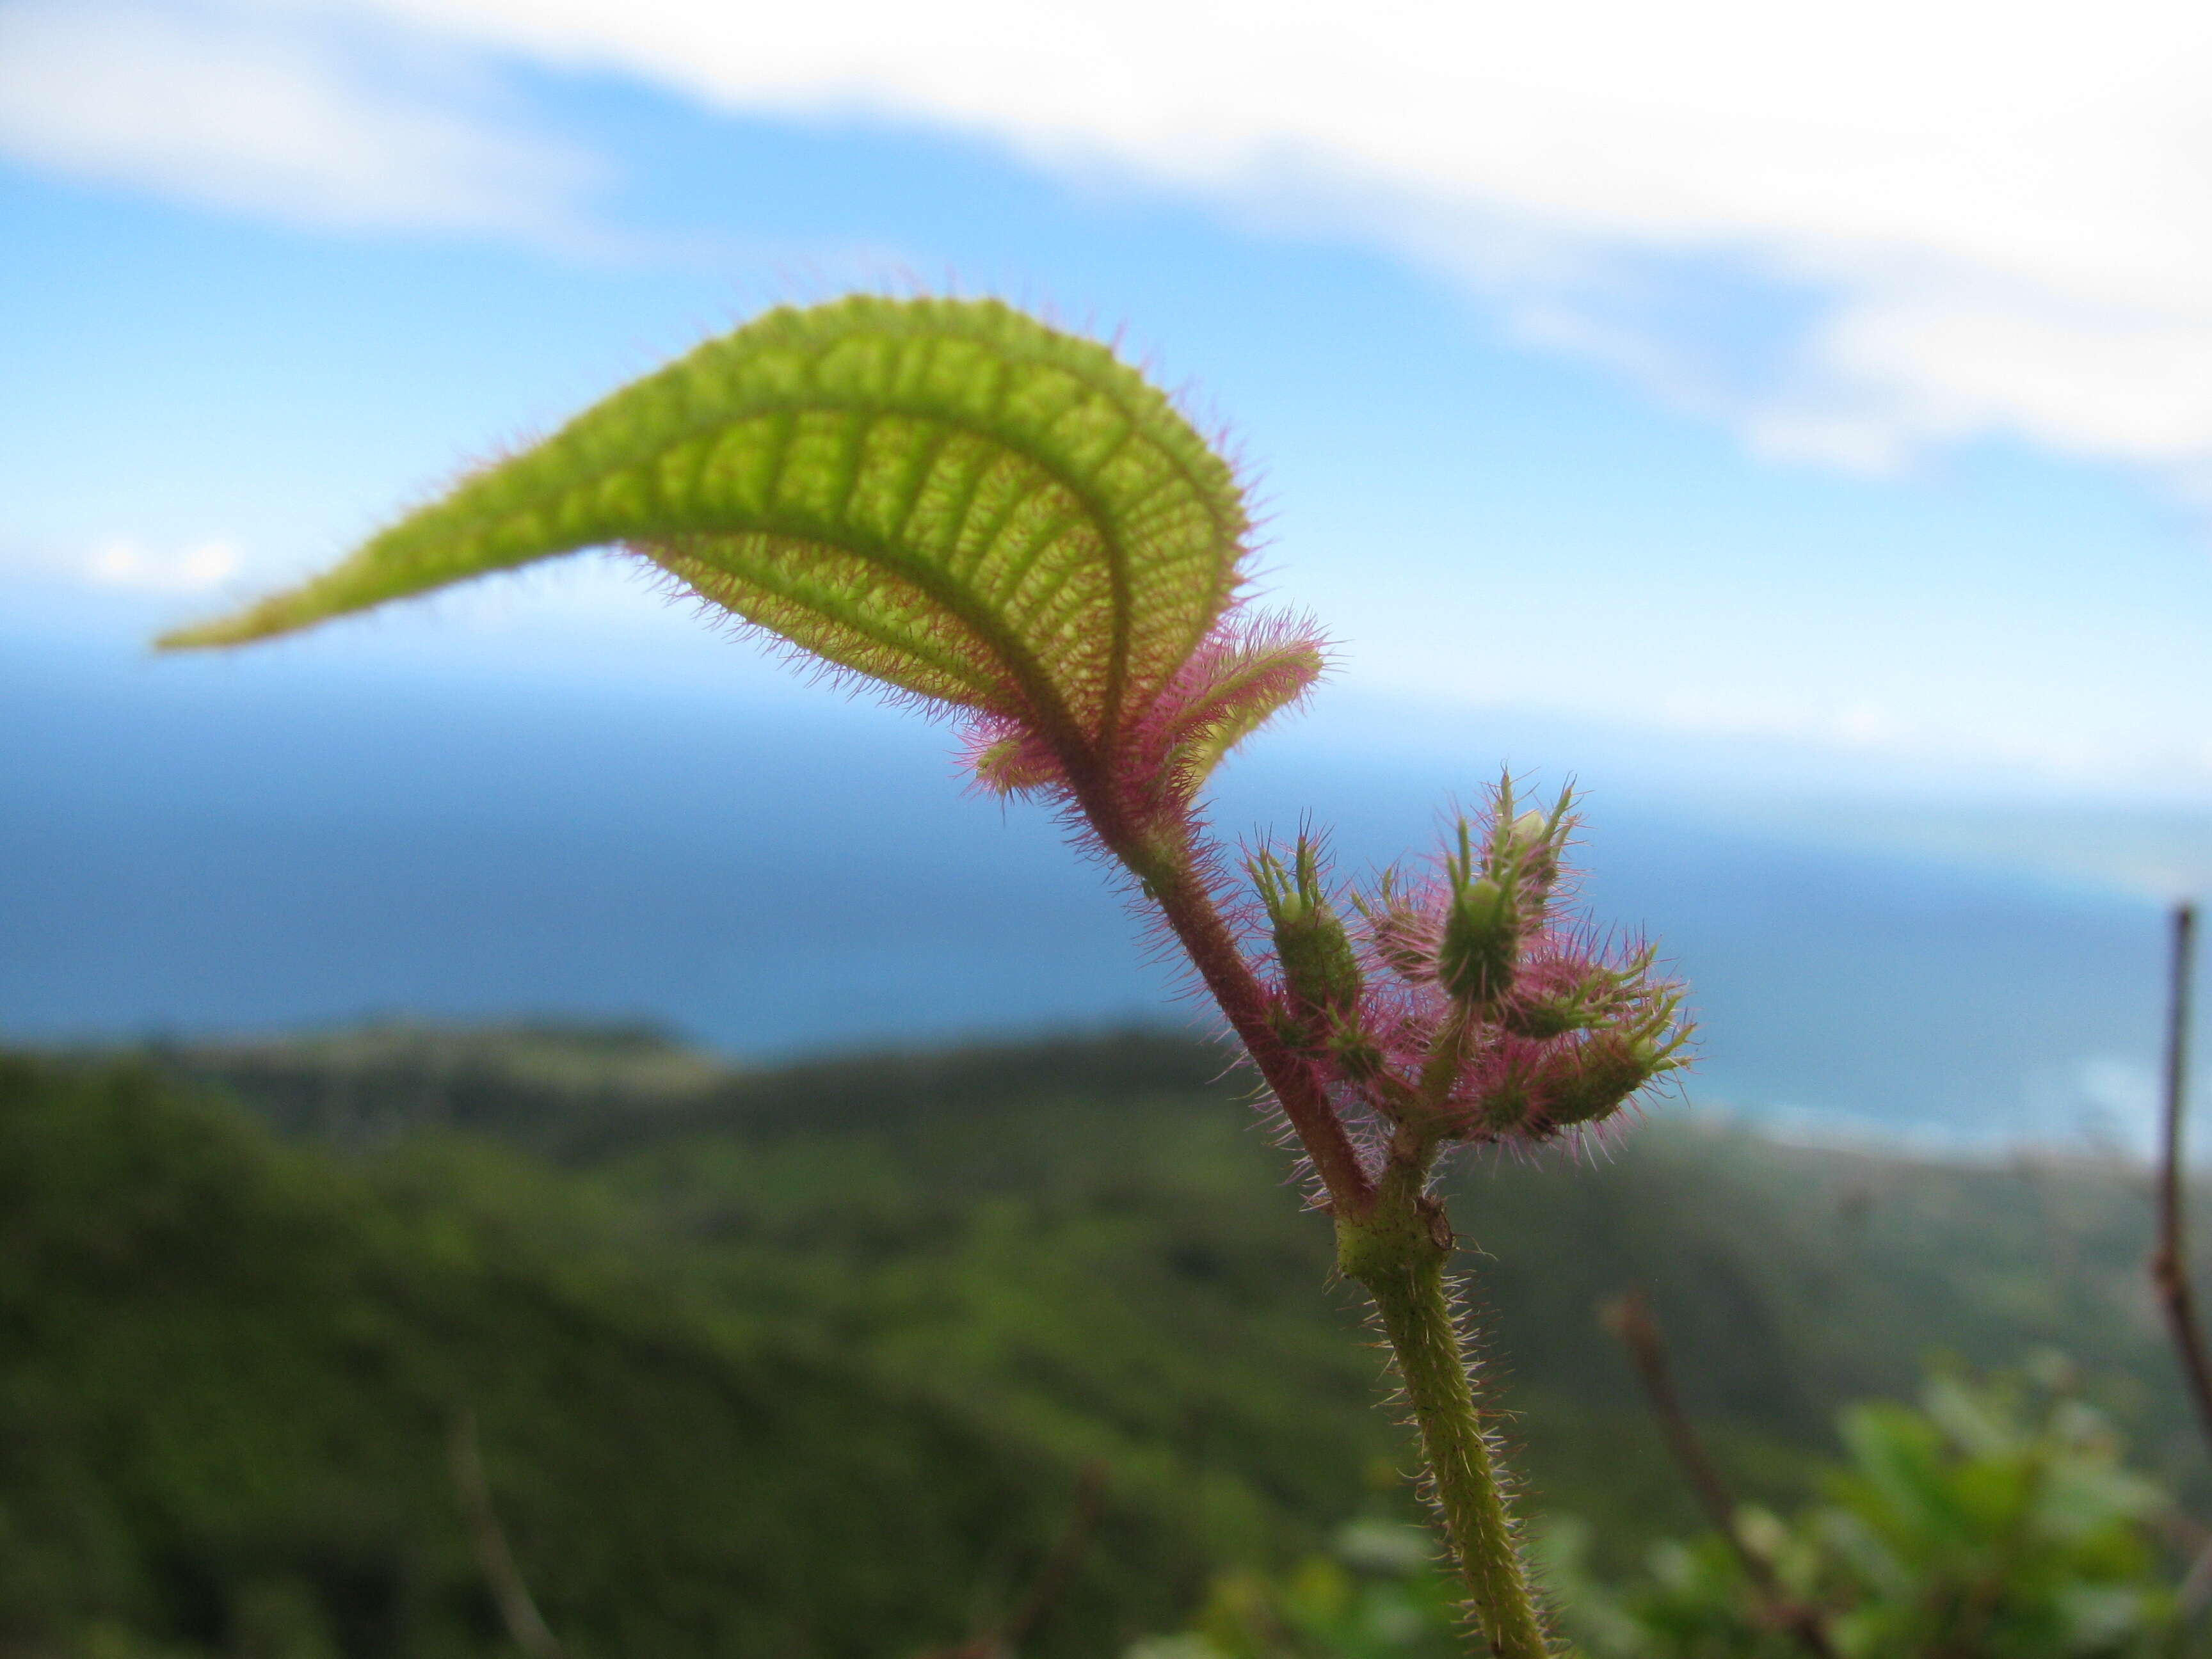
[9,0,2212,1132]
[7,0,2212,840]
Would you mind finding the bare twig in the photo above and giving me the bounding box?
[2156,1502,2212,1619]
[449,1410,566,1659]
[2153,904,2212,1450]
[918,1462,1109,1659]
[997,1461,1108,1655]
[1604,1291,1835,1659]
[2145,901,2212,1617]
[2178,1538,2212,1621]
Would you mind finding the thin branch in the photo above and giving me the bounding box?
[449,1410,566,1659]
[2147,901,2212,1617]
[2152,903,2212,1453]
[2178,1536,2212,1622]
[918,1462,1109,1659]
[997,1460,1109,1655]
[1603,1292,1835,1659]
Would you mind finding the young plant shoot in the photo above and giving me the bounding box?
[162,296,1689,1656]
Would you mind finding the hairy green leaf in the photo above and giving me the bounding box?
[161,297,1253,755]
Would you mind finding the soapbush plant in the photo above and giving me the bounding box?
[1151,1366,2183,1659]
[164,296,1690,1655]
[1583,1366,2173,1659]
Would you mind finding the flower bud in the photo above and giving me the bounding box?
[1473,1064,1539,1135]
[1501,808,1557,893]
[1325,1009,1388,1082]
[1278,904,1362,1013]
[1501,957,1640,1039]
[1541,1010,1690,1128]
[1249,835,1364,1014]
[1437,873,1519,1006]
[1466,1039,1628,1139]
[1539,1029,1662,1127]
[1501,991,1592,1040]
[963,718,1061,796]
[1356,869,1435,984]
[1487,781,1573,904]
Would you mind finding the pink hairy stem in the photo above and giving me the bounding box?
[1144,843,1378,1216]
[1057,751,1377,1217]
[1061,703,1559,1657]
[1083,806,1553,1655]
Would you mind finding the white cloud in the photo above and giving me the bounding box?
[0,0,602,237]
[16,0,2212,481]
[83,535,243,592]
[300,0,2212,483]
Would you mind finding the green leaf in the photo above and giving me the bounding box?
[1157,630,1326,791]
[161,296,1253,757]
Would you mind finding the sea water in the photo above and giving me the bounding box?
[3,625,2197,1155]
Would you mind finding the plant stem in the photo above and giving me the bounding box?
[1110,826,1375,1214]
[1337,1155,1551,1659]
[449,1410,566,1659]
[1604,1292,1835,1658]
[2153,904,2212,1450]
[1105,817,1548,1655]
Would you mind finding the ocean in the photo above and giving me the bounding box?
[4,622,2200,1154]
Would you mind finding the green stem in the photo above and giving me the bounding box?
[1097,813,1547,1654]
[1338,1157,1551,1659]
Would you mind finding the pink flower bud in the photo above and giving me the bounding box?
[1312,784,1688,1151]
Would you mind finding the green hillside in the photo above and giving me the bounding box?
[4,1027,2200,1656]
[0,1054,1209,1658]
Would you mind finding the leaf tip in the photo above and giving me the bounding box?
[152,600,290,652]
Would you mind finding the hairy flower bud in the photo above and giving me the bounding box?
[1471,1060,1540,1136]
[1499,807,1559,897]
[1500,991,1593,1040]
[1325,1007,1389,1082]
[1280,906,1363,1013]
[1431,783,1581,1011]
[1356,869,1436,984]
[1249,835,1364,1014]
[1473,995,1689,1139]
[1437,872,1519,1006]
[965,724,1062,795]
[1500,950,1651,1039]
[1539,1028,1673,1127]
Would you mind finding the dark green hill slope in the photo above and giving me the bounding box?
[0,1055,1219,1659]
[15,1025,2200,1657]
[166,1026,2200,1535]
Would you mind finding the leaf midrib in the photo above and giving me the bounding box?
[488,376,1236,746]
[680,324,1223,630]
[646,507,1089,765]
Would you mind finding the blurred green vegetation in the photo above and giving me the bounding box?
[1155,1365,2194,1658]
[4,1026,2206,1656]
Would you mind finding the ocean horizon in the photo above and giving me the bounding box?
[6,614,2204,1158]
